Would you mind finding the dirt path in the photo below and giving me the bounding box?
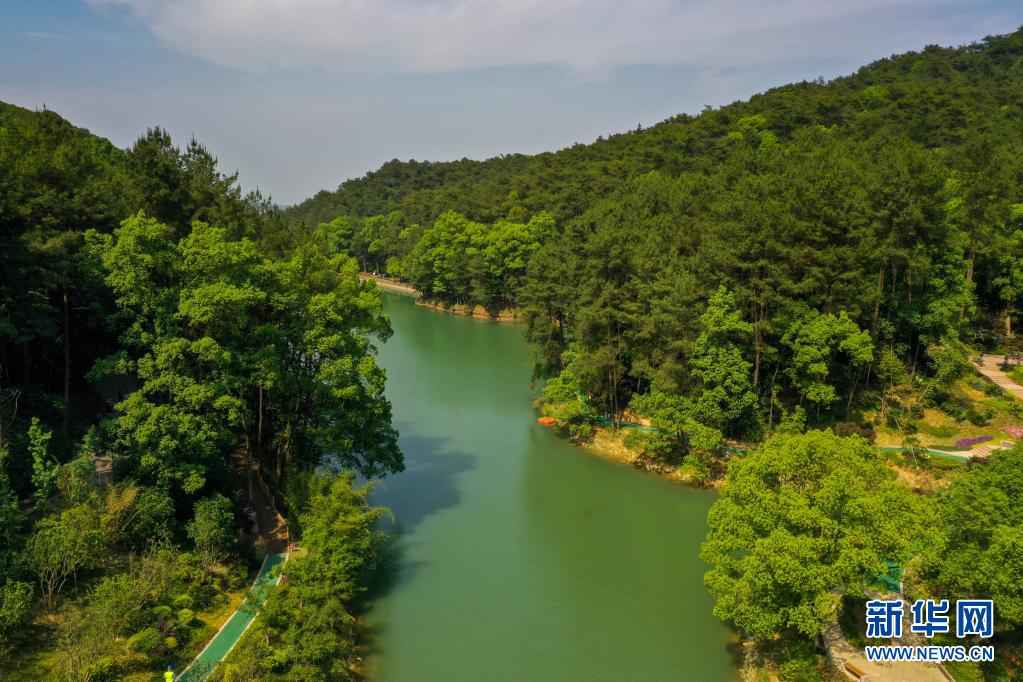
[359,272,421,298]
[232,451,289,553]
[822,620,949,682]
[975,355,1023,401]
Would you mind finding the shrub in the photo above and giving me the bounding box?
[966,407,994,426]
[955,435,992,449]
[676,456,709,484]
[943,399,968,422]
[127,627,161,655]
[832,422,876,442]
[567,422,594,443]
[126,487,175,549]
[917,422,957,438]
[172,594,193,610]
[187,494,235,571]
[58,456,97,505]
[981,381,1004,397]
[0,581,33,653]
[151,604,173,625]
[177,608,195,626]
[622,429,649,452]
[778,657,822,682]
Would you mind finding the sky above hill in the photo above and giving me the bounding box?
[3,1,1022,205]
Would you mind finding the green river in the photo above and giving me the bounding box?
[364,293,737,681]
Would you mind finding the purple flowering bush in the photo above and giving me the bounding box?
[955,435,993,449]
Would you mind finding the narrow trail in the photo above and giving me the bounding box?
[177,457,290,681]
[359,272,420,298]
[975,354,1023,401]
[822,618,949,682]
[177,552,287,682]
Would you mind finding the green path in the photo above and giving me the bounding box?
[878,445,970,461]
[178,552,287,682]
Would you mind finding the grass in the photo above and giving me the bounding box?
[944,661,985,682]
[874,375,1023,451]
[0,563,251,682]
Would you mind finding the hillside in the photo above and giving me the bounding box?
[287,28,1023,229]
[285,27,1023,470]
[281,35,1023,677]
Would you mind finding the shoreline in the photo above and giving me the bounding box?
[359,273,421,298]
[360,273,521,323]
[567,424,728,488]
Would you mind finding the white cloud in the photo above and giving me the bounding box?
[87,0,962,73]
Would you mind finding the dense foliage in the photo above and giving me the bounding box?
[217,473,384,681]
[295,29,1023,468]
[0,102,401,679]
[701,431,926,640]
[924,447,1023,629]
[288,28,1023,676]
[4,23,1023,681]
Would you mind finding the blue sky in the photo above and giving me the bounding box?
[2,1,1022,205]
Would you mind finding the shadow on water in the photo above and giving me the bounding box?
[356,427,477,642]
[373,428,477,534]
[356,537,426,660]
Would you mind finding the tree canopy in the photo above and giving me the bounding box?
[701,431,926,640]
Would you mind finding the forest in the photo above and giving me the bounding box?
[290,28,1023,455]
[0,101,401,679]
[289,28,1023,680]
[3,23,1023,682]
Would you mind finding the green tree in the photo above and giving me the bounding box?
[782,312,873,418]
[0,581,32,654]
[539,347,598,442]
[28,506,104,609]
[28,417,58,507]
[629,390,722,476]
[187,494,235,571]
[926,446,1023,628]
[228,473,384,680]
[690,286,756,434]
[701,430,924,640]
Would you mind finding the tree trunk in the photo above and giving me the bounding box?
[245,434,258,534]
[1006,306,1014,339]
[752,299,762,390]
[22,342,31,387]
[258,385,264,450]
[768,365,780,430]
[846,370,859,417]
[63,289,71,437]
[961,249,975,321]
[872,265,885,334]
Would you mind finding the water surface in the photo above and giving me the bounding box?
[365,294,736,681]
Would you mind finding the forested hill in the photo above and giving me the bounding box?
[283,27,1023,476]
[287,28,1023,229]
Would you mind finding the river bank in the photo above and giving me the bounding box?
[360,273,520,322]
[578,427,711,484]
